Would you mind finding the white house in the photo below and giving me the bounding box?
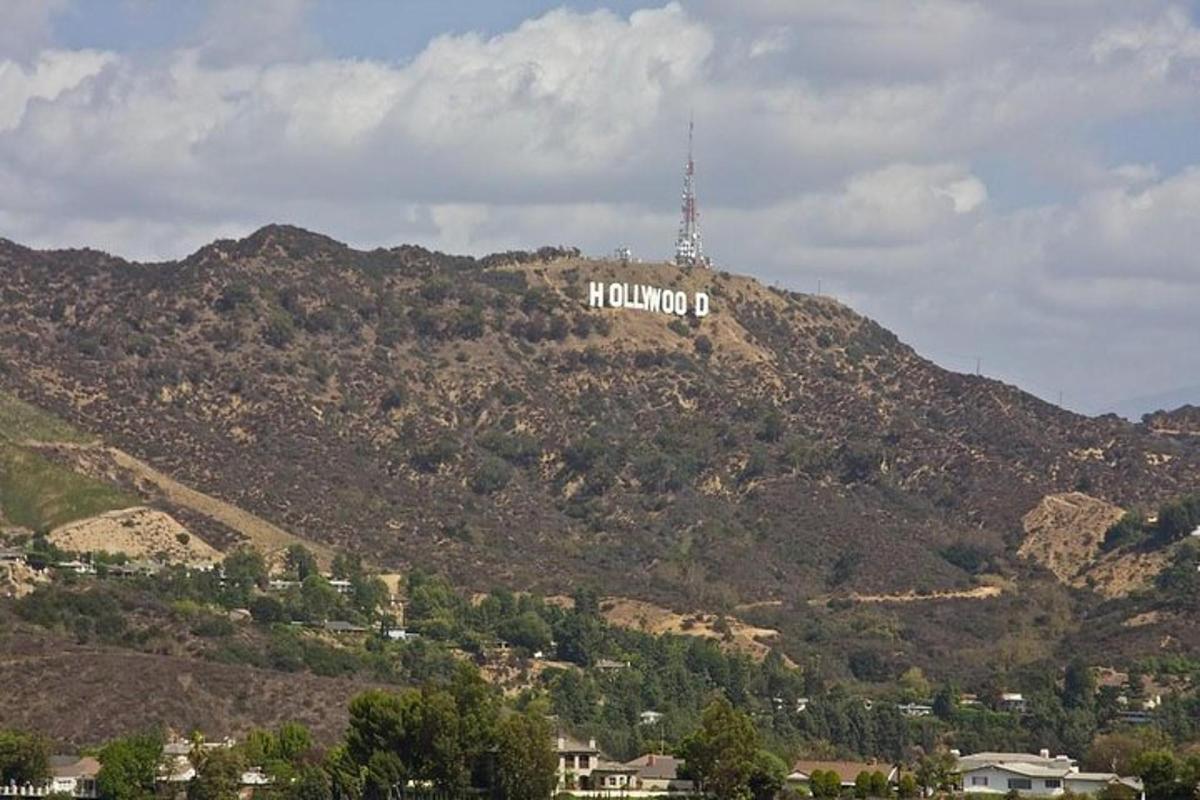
[998,693,1029,714]
[554,734,600,790]
[958,752,1143,798]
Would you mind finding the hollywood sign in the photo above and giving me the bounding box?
[588,281,710,318]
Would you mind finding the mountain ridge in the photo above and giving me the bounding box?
[0,224,1197,611]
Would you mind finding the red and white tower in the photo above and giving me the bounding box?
[674,118,709,268]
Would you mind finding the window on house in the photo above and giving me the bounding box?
[564,755,575,769]
[1007,779,1033,790]
[578,756,590,769]
[971,777,989,786]
[1044,780,1061,788]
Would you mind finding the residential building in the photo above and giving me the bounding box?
[788,760,899,790]
[324,620,368,635]
[0,548,25,564]
[555,734,600,790]
[898,702,934,718]
[588,760,640,791]
[999,693,1030,714]
[0,756,100,799]
[594,658,631,672]
[623,753,695,793]
[638,710,663,726]
[958,751,1144,798]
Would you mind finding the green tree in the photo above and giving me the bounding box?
[897,774,919,799]
[188,748,244,800]
[873,770,891,797]
[495,712,557,800]
[749,751,787,800]
[286,766,332,800]
[97,733,162,800]
[0,730,50,786]
[284,545,319,581]
[1063,659,1096,710]
[678,696,760,799]
[915,753,958,795]
[855,771,873,799]
[221,548,267,604]
[300,574,340,622]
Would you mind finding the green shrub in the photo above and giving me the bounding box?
[471,456,513,494]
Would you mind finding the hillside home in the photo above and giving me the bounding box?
[898,702,934,717]
[623,753,695,793]
[998,693,1029,714]
[0,548,25,564]
[958,751,1143,798]
[0,756,100,799]
[638,710,663,726]
[588,760,640,791]
[555,734,600,789]
[789,760,899,790]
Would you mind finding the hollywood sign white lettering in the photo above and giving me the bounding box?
[588,281,710,317]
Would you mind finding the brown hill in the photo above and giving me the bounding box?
[0,225,1197,610]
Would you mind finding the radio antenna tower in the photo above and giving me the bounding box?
[674,116,708,268]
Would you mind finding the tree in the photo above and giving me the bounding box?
[1133,751,1180,800]
[678,696,760,799]
[932,685,958,720]
[809,769,843,799]
[915,752,958,795]
[495,712,557,800]
[188,748,243,800]
[284,545,319,581]
[97,733,162,800]
[898,667,932,702]
[221,548,267,604]
[286,766,333,800]
[870,770,890,798]
[0,729,50,786]
[856,771,874,799]
[300,574,340,622]
[748,751,787,800]
[897,774,919,799]
[1063,659,1096,710]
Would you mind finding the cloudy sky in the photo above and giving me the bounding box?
[2,1,1198,416]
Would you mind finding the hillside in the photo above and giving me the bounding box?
[0,225,1197,613]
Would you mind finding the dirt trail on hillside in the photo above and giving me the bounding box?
[841,585,1003,603]
[25,440,330,563]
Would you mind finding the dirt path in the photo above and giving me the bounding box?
[810,585,1004,605]
[25,440,331,563]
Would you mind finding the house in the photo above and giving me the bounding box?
[589,760,640,791]
[639,710,664,726]
[328,579,353,595]
[623,753,695,793]
[554,734,600,790]
[49,756,101,798]
[268,579,299,592]
[0,756,100,799]
[0,548,25,565]
[324,620,368,635]
[595,658,631,672]
[789,760,899,789]
[898,702,934,718]
[108,560,163,578]
[958,751,1144,798]
[55,560,95,575]
[384,628,417,641]
[999,693,1029,714]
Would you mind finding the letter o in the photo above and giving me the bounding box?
[662,290,675,314]
[674,291,688,316]
[608,282,623,307]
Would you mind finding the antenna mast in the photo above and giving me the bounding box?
[674,116,708,268]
